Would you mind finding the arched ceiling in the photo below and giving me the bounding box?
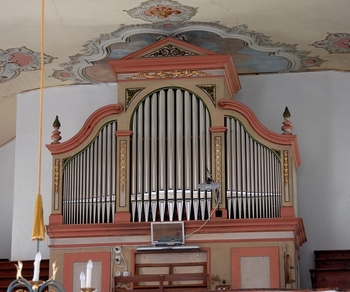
[1,0,350,146]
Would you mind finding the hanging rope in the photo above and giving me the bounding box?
[32,0,46,244]
[38,0,45,194]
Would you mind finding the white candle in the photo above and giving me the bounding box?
[32,252,42,281]
[80,271,86,289]
[85,260,93,288]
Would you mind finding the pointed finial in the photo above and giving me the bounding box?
[51,115,62,144]
[281,106,293,134]
[53,115,61,128]
[283,106,291,118]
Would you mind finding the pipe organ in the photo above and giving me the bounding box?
[225,117,282,219]
[62,121,117,224]
[130,88,211,222]
[46,37,306,291]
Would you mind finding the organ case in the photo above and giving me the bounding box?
[46,37,306,291]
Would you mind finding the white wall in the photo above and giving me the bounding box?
[235,71,350,288]
[11,83,118,260]
[4,71,350,287]
[0,139,15,259]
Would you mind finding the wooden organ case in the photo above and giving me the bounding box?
[46,37,306,292]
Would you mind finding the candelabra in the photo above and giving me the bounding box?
[7,260,65,292]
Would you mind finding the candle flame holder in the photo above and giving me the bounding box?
[7,260,65,292]
[80,288,96,292]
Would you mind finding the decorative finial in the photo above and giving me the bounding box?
[281,106,293,134]
[51,115,62,144]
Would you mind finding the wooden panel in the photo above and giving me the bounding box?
[231,246,280,289]
[63,252,110,292]
[134,250,209,276]
[115,273,210,292]
[315,258,350,269]
[314,250,350,259]
[310,268,350,289]
[311,250,350,289]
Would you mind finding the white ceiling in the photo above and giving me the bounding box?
[1,0,350,147]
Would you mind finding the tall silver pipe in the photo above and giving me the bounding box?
[158,90,166,192]
[184,92,192,219]
[192,94,199,190]
[143,96,151,194]
[226,119,232,197]
[241,125,247,218]
[143,97,151,221]
[175,89,183,188]
[151,94,158,221]
[131,115,137,222]
[167,90,175,220]
[151,93,158,192]
[167,89,175,193]
[175,90,184,219]
[184,91,192,191]
[137,102,144,220]
[199,103,206,191]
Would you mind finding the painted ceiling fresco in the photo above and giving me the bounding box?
[50,0,324,83]
[1,0,350,146]
[2,0,345,85]
[52,23,323,84]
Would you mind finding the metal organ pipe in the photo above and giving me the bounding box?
[131,115,137,222]
[143,97,151,222]
[62,121,117,224]
[60,93,283,225]
[130,89,211,222]
[151,93,158,222]
[225,117,282,219]
[175,89,184,221]
[167,89,175,221]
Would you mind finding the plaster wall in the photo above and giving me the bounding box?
[11,83,118,260]
[0,139,15,259]
[235,70,350,288]
[3,71,350,288]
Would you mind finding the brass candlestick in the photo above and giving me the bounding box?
[80,287,96,292]
[7,260,65,292]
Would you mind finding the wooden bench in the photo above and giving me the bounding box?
[310,250,350,289]
[115,273,210,292]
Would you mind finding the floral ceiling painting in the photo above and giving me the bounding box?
[2,0,350,85]
[52,0,323,83]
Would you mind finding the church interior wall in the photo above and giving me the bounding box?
[1,71,350,288]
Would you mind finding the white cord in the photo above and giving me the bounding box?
[185,202,219,238]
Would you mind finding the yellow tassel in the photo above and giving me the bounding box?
[31,194,45,241]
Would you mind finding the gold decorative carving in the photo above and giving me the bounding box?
[54,159,60,210]
[120,140,127,206]
[283,150,290,202]
[127,70,210,80]
[215,137,222,183]
[125,87,145,110]
[197,84,216,105]
[283,150,289,184]
[54,159,60,193]
[143,44,197,58]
